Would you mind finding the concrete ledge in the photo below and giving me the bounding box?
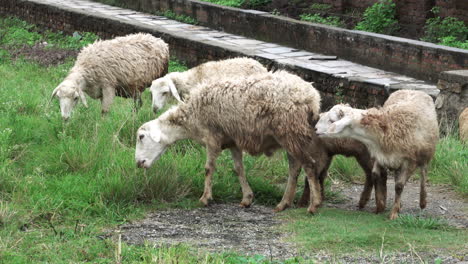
[95,0,468,83]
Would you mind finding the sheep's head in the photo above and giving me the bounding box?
[315,104,363,137]
[150,75,182,113]
[51,80,88,121]
[135,120,170,169]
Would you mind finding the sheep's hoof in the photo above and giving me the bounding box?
[239,198,253,208]
[199,197,211,207]
[307,206,317,214]
[420,200,427,209]
[274,203,289,213]
[389,212,399,220]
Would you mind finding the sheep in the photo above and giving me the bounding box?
[315,90,439,219]
[51,33,169,120]
[460,108,468,143]
[135,70,326,214]
[297,138,388,213]
[149,57,267,112]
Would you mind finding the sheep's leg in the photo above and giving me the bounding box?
[298,157,330,207]
[419,164,428,209]
[297,177,310,207]
[356,157,374,210]
[389,163,416,220]
[101,87,115,114]
[199,145,221,206]
[373,162,387,213]
[133,92,143,111]
[230,147,254,208]
[275,154,301,212]
[304,165,321,214]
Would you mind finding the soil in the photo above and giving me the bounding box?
[114,180,467,262]
[5,42,79,66]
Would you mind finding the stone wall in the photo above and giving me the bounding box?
[435,70,468,129]
[93,0,467,83]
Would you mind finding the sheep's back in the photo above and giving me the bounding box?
[75,33,169,97]
[181,72,320,152]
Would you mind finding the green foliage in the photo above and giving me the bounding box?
[299,13,344,27]
[422,7,468,50]
[160,10,198,25]
[0,16,98,50]
[200,0,271,8]
[393,214,451,230]
[354,0,399,35]
[309,3,332,10]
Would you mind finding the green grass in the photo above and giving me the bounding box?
[299,13,344,27]
[281,208,467,257]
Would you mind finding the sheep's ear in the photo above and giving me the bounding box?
[338,109,345,119]
[149,129,161,143]
[51,87,59,99]
[168,80,183,103]
[79,90,88,108]
[332,117,352,134]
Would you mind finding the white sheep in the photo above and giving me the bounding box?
[51,33,169,120]
[149,57,267,112]
[136,70,325,214]
[315,90,439,219]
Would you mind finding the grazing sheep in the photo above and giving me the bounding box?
[52,33,169,120]
[297,138,388,213]
[136,70,326,213]
[460,108,468,143]
[315,90,439,219]
[149,57,267,112]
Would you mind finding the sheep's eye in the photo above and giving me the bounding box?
[139,134,145,140]
[74,97,79,101]
[162,92,168,96]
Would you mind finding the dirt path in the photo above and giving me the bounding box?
[118,203,297,259]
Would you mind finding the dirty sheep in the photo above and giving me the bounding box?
[315,90,439,219]
[135,70,326,214]
[149,57,267,112]
[52,33,169,120]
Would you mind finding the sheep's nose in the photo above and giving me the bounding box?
[153,107,159,114]
[136,160,146,168]
[62,116,69,121]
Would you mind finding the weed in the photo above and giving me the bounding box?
[393,214,451,230]
[422,7,468,50]
[354,0,399,35]
[160,10,198,25]
[309,3,332,10]
[300,13,344,27]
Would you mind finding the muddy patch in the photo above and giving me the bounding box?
[6,43,78,66]
[118,203,296,259]
[328,179,468,228]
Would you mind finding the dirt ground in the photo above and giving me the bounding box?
[6,42,78,66]
[116,180,467,262]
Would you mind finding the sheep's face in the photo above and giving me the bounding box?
[135,120,169,169]
[150,78,182,113]
[315,104,359,137]
[51,81,87,121]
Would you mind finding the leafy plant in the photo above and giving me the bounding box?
[161,10,198,25]
[354,0,399,35]
[300,13,344,27]
[309,3,332,10]
[422,7,468,49]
